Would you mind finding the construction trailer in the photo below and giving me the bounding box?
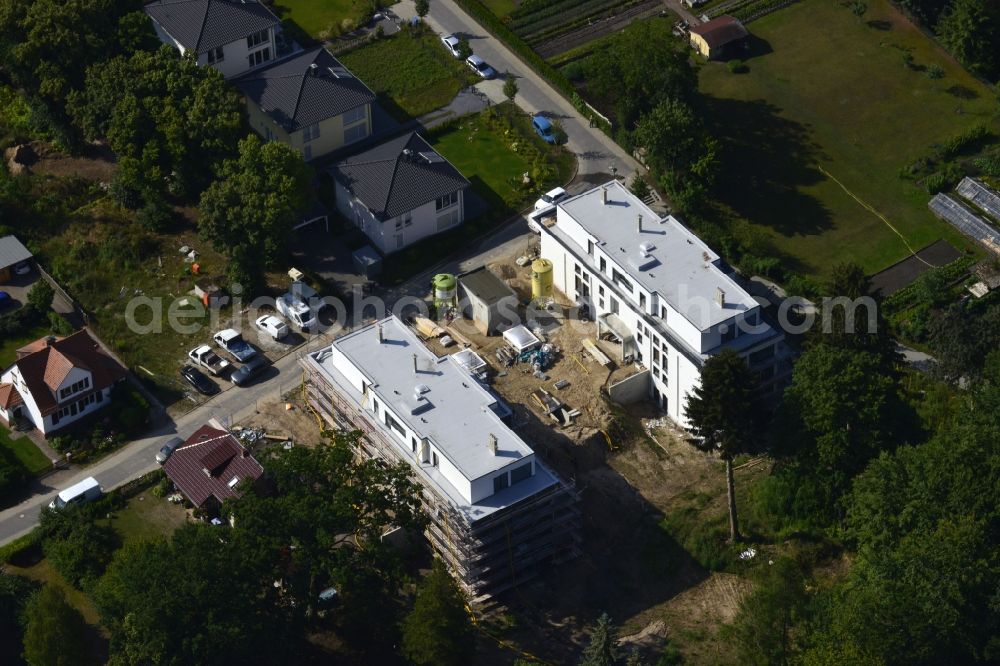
[300,315,579,602]
[458,266,519,336]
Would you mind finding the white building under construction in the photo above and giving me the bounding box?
[300,316,579,600]
[530,180,788,426]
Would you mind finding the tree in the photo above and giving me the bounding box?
[896,0,952,26]
[817,262,897,365]
[226,430,425,649]
[629,174,651,200]
[585,20,697,132]
[43,518,120,588]
[684,349,758,542]
[198,136,311,293]
[22,586,89,666]
[503,72,518,104]
[415,0,430,18]
[579,613,620,666]
[94,524,289,665]
[27,279,53,312]
[0,572,34,664]
[457,38,473,60]
[69,45,245,204]
[937,0,1000,80]
[726,559,808,665]
[400,560,475,666]
[634,98,719,211]
[770,343,914,525]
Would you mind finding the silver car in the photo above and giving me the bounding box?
[156,436,184,464]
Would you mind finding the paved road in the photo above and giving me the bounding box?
[0,336,334,545]
[396,0,643,181]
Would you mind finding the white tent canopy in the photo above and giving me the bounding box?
[502,325,541,353]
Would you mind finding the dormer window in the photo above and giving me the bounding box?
[59,377,90,400]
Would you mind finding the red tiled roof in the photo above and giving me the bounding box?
[0,383,23,409]
[163,423,264,508]
[690,15,748,49]
[9,330,128,416]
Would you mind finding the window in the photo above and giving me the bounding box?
[599,257,606,273]
[206,46,224,64]
[598,285,605,297]
[411,437,418,452]
[574,263,581,275]
[721,321,737,343]
[384,411,405,438]
[264,125,275,141]
[588,240,594,256]
[749,345,776,365]
[402,210,412,227]
[302,145,312,161]
[343,106,366,125]
[510,463,532,484]
[436,191,459,210]
[248,47,271,68]
[612,269,633,292]
[432,452,439,467]
[302,123,321,143]
[247,29,269,48]
[609,297,619,315]
[395,234,404,250]
[640,293,647,310]
[436,209,460,231]
[493,473,510,493]
[344,122,367,144]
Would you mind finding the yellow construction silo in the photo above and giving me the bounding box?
[531,259,553,301]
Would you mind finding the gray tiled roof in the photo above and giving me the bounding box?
[234,48,376,132]
[330,133,470,221]
[0,235,31,270]
[145,0,279,54]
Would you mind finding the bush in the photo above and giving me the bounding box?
[551,119,568,145]
[44,519,120,587]
[728,59,749,74]
[47,311,73,335]
[28,280,54,311]
[0,448,28,501]
[927,64,945,79]
[136,198,172,231]
[629,174,651,199]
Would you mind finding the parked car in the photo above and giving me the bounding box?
[532,115,556,144]
[188,345,230,376]
[180,365,218,395]
[14,261,31,276]
[256,314,289,341]
[156,436,184,464]
[213,329,257,363]
[441,34,462,58]
[534,186,568,211]
[466,55,496,79]
[49,477,101,510]
[0,291,12,310]
[231,356,269,387]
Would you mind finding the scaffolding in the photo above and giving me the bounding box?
[300,355,581,602]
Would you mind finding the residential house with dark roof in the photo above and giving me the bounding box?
[0,330,128,435]
[688,15,749,60]
[163,421,265,512]
[144,0,281,78]
[329,132,471,254]
[234,48,377,161]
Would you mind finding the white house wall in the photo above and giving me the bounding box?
[336,187,466,255]
[151,21,275,79]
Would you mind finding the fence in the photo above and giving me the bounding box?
[37,265,88,326]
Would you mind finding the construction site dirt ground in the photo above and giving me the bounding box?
[235,244,772,663]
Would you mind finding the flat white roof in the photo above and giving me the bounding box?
[555,181,758,330]
[329,317,533,481]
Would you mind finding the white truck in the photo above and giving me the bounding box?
[49,477,102,510]
[212,329,257,363]
[276,281,319,332]
[188,345,231,376]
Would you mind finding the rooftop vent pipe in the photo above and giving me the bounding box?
[716,288,726,308]
[488,433,498,455]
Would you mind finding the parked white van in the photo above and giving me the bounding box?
[48,477,102,510]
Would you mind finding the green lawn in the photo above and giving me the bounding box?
[109,491,188,547]
[0,425,50,475]
[270,0,373,38]
[0,321,51,368]
[340,31,475,119]
[698,0,1000,277]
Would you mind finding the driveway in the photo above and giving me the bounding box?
[395,0,643,181]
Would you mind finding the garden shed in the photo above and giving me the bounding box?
[459,267,518,336]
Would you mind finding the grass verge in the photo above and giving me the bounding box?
[0,425,50,475]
